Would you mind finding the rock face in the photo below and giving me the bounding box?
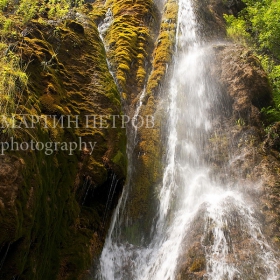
[0,13,126,280]
[93,0,178,244]
[0,0,168,278]
[215,43,280,267]
[193,0,246,41]
[218,45,272,120]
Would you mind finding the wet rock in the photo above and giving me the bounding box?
[192,0,247,41]
[176,42,279,278]
[173,207,206,280]
[214,44,272,125]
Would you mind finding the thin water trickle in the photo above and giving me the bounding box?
[98,8,113,37]
[133,88,146,145]
[102,174,119,227]
[98,8,117,85]
[97,0,279,279]
[82,177,91,206]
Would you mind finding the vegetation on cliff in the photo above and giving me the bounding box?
[96,0,157,101]
[0,1,127,279]
[224,0,280,123]
[124,0,178,240]
[146,0,178,96]
[1,0,279,279]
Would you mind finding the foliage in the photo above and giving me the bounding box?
[0,45,28,138]
[261,106,280,124]
[224,0,280,124]
[17,0,41,22]
[0,0,9,11]
[0,0,84,23]
[223,14,250,44]
[0,0,86,139]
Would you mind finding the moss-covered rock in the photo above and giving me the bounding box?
[0,11,126,280]
[114,0,179,241]
[99,0,157,101]
[146,0,178,97]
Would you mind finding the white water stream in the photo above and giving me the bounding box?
[96,0,280,279]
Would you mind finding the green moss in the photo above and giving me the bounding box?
[112,150,126,171]
[0,12,126,280]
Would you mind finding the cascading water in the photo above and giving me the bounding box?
[98,8,117,84]
[96,0,280,279]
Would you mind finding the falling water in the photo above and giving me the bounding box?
[97,0,279,279]
[98,8,113,37]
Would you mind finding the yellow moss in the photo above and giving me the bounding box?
[119,63,130,71]
[189,258,206,272]
[146,0,178,96]
[88,0,107,22]
[137,67,146,86]
[122,92,127,100]
[101,0,156,96]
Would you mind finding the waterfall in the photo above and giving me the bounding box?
[96,0,280,279]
